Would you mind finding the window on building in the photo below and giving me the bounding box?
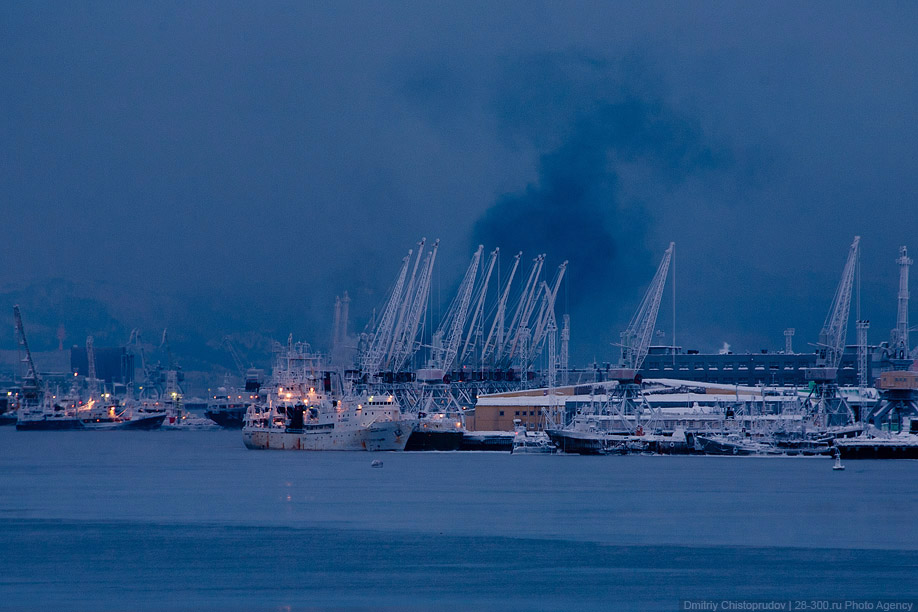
[499,411,504,416]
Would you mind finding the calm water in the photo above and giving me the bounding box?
[1,428,916,611]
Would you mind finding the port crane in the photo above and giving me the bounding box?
[388,240,439,373]
[596,242,674,433]
[480,251,521,365]
[361,248,413,378]
[498,254,545,368]
[85,336,100,401]
[805,236,859,426]
[526,261,568,369]
[458,247,498,368]
[13,305,41,399]
[429,245,483,373]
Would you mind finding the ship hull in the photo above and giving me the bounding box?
[404,429,465,451]
[546,429,618,455]
[460,431,514,452]
[120,414,167,430]
[16,418,85,431]
[835,440,918,459]
[205,408,246,429]
[243,419,414,451]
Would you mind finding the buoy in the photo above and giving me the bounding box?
[832,448,845,471]
[371,459,383,468]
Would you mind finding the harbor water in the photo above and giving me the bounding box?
[1,428,916,611]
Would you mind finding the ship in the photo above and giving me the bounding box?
[205,370,263,428]
[834,431,918,459]
[15,389,85,430]
[242,338,415,451]
[242,390,414,451]
[404,411,465,451]
[510,420,557,454]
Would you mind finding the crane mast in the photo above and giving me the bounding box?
[892,245,912,360]
[86,336,100,400]
[560,314,570,386]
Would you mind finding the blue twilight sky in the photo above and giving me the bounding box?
[1,2,917,368]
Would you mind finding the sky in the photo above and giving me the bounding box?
[1,2,917,371]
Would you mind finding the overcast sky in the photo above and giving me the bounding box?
[2,2,917,364]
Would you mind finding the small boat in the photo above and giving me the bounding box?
[371,459,383,468]
[510,420,558,454]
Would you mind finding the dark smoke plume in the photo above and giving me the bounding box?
[472,53,724,359]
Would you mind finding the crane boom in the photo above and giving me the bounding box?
[432,245,483,372]
[502,254,544,365]
[385,238,426,369]
[391,240,439,372]
[814,236,860,374]
[529,261,568,363]
[13,305,39,385]
[361,250,412,376]
[481,251,521,364]
[620,242,674,372]
[459,248,498,366]
[222,336,247,378]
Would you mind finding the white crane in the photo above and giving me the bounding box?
[390,240,439,372]
[361,249,412,377]
[458,248,499,367]
[805,236,860,426]
[385,238,427,369]
[586,242,675,435]
[430,245,483,373]
[527,261,568,366]
[617,242,675,376]
[812,236,861,376]
[501,254,545,366]
[480,251,521,364]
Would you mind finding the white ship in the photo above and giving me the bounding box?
[242,338,415,451]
